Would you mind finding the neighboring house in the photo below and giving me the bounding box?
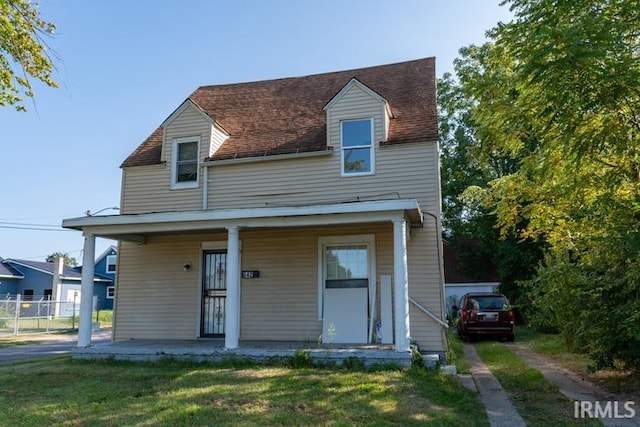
[0,257,113,311]
[0,257,24,295]
[63,58,448,358]
[93,246,117,310]
[443,241,500,319]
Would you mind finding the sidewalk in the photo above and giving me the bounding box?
[462,342,526,427]
[507,343,639,427]
[0,328,112,344]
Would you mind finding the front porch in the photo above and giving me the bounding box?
[71,338,439,367]
[62,200,427,354]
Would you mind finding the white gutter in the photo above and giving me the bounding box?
[62,199,423,230]
[204,149,333,167]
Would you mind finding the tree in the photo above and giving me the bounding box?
[46,252,77,267]
[0,0,58,111]
[438,49,545,318]
[449,0,640,370]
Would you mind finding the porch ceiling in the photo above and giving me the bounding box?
[61,199,424,242]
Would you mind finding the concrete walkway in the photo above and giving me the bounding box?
[0,329,112,363]
[463,343,526,427]
[507,343,639,427]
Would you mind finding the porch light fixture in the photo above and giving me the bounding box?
[85,206,120,216]
[183,263,192,272]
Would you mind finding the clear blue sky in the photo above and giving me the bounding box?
[0,0,512,262]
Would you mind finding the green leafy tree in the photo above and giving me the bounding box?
[450,0,640,370]
[0,0,58,111]
[438,49,544,317]
[46,252,77,267]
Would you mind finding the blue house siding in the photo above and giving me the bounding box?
[0,258,114,310]
[94,247,117,310]
[7,266,54,299]
[0,278,20,296]
[92,281,112,310]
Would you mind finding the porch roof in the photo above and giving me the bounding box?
[61,199,423,242]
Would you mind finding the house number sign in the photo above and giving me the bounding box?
[242,270,260,279]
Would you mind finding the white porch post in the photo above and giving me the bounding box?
[393,219,411,352]
[225,226,240,349]
[77,233,96,347]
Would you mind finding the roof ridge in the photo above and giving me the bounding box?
[194,57,433,90]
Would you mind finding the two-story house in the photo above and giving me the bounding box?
[63,58,447,362]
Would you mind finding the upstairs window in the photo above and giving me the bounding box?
[106,255,116,273]
[171,137,199,188]
[341,119,374,176]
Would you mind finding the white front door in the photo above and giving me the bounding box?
[321,240,374,344]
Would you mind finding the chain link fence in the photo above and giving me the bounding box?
[0,294,81,336]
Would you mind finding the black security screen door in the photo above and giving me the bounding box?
[201,250,227,337]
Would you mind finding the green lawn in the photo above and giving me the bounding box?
[447,332,471,374]
[0,357,489,426]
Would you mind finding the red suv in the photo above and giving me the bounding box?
[455,293,515,342]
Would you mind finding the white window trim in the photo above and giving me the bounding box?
[171,136,200,189]
[106,255,116,273]
[106,286,115,299]
[317,234,376,320]
[340,118,375,177]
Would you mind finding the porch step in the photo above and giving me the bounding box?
[423,354,440,369]
[72,341,414,368]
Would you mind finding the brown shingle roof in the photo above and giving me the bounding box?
[121,58,437,167]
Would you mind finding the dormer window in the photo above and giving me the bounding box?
[171,137,199,189]
[341,119,374,176]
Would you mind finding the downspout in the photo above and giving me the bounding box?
[202,165,208,210]
[421,211,448,329]
[422,209,449,363]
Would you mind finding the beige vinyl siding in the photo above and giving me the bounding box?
[209,125,228,157]
[161,103,212,164]
[208,142,439,213]
[407,215,446,352]
[114,234,208,340]
[326,84,387,149]
[239,228,320,341]
[113,223,444,353]
[121,166,201,214]
[241,223,394,341]
[121,103,212,214]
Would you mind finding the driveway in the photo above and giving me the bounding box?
[0,330,112,363]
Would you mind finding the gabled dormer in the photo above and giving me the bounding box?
[324,78,393,177]
[160,99,229,189]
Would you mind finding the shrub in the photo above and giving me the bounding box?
[287,350,314,369]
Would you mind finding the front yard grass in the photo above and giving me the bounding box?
[0,357,488,426]
[474,340,603,427]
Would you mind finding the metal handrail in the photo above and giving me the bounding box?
[409,297,449,328]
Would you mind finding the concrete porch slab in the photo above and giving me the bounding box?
[72,339,416,367]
